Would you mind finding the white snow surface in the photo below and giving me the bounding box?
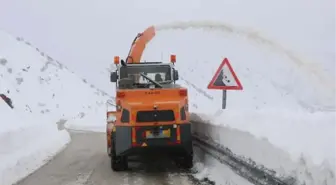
[0,98,70,185]
[192,112,335,185]
[1,0,335,185]
[0,30,110,185]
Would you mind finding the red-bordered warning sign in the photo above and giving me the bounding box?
[207,58,243,90]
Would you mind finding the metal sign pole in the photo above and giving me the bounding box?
[222,90,227,109]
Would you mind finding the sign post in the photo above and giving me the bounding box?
[222,90,227,109]
[207,58,243,109]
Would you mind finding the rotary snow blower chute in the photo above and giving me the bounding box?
[106,26,193,171]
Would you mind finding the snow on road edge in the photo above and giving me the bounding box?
[0,95,70,185]
[191,112,335,185]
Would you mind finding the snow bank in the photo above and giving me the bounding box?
[0,29,111,184]
[191,112,335,185]
[209,110,335,166]
[193,146,252,185]
[0,99,70,185]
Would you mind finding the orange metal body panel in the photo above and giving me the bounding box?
[115,88,189,126]
[126,26,156,63]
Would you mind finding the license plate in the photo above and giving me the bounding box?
[146,129,171,139]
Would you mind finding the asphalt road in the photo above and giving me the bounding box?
[15,131,198,185]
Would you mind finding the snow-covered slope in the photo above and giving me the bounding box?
[0,30,111,185]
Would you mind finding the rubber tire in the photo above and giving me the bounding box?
[180,152,193,169]
[110,139,128,171]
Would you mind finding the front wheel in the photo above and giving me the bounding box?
[110,139,128,171]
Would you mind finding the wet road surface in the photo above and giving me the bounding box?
[15,131,197,185]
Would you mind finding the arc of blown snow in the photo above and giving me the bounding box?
[154,20,335,96]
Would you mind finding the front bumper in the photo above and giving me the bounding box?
[113,123,192,156]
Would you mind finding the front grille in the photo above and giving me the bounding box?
[136,110,175,122]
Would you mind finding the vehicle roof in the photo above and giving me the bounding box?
[116,83,184,90]
[120,62,173,67]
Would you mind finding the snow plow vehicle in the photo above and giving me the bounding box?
[106,26,193,171]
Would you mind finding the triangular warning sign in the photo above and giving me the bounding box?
[207,58,243,90]
[141,142,147,147]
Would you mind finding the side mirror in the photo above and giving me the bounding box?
[173,69,179,81]
[107,115,116,122]
[107,111,117,122]
[110,72,118,82]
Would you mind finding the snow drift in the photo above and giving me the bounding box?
[0,29,111,185]
[0,98,70,185]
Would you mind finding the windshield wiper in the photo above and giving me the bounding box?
[159,80,173,84]
[140,73,163,88]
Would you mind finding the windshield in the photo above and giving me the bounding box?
[119,65,172,84]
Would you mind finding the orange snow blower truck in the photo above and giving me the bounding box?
[106,26,193,171]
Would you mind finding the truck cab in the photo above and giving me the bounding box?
[110,60,179,89]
